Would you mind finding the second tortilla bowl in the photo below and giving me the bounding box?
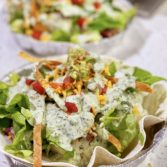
[0,47,167,167]
[5,0,136,55]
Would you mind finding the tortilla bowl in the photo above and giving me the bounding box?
[0,56,167,167]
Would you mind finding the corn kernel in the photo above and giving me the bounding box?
[40,33,50,42]
[26,29,33,36]
[104,65,110,76]
[132,106,140,116]
[106,80,112,88]
[97,95,106,105]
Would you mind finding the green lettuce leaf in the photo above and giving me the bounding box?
[0,118,12,128]
[109,62,117,76]
[8,73,20,86]
[0,81,9,105]
[0,105,9,119]
[88,7,135,33]
[5,146,32,158]
[51,30,70,41]
[46,129,74,160]
[101,107,139,153]
[5,124,33,158]
[7,94,30,113]
[88,12,126,32]
[133,67,166,85]
[21,108,34,126]
[12,112,26,126]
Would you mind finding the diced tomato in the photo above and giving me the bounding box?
[32,81,45,95]
[100,29,118,38]
[63,76,74,89]
[32,30,42,40]
[25,79,35,86]
[49,82,63,89]
[93,1,101,10]
[71,0,84,5]
[77,17,87,29]
[65,102,78,114]
[99,85,107,95]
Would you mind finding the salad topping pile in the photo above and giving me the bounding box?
[0,48,165,167]
[7,0,135,43]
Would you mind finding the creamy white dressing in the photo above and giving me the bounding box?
[87,79,97,91]
[27,90,45,124]
[45,87,65,110]
[82,93,100,114]
[102,71,136,113]
[93,62,105,73]
[94,73,105,88]
[57,4,87,17]
[46,103,94,151]
[8,76,45,124]
[54,76,66,84]
[8,77,28,103]
[40,13,72,32]
[66,95,82,113]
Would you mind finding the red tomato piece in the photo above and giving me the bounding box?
[71,0,84,5]
[77,17,87,29]
[63,76,74,89]
[65,102,78,114]
[25,79,35,86]
[100,29,118,38]
[32,30,42,40]
[93,1,101,10]
[99,85,107,95]
[32,81,45,95]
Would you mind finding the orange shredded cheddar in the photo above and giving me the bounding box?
[108,134,122,152]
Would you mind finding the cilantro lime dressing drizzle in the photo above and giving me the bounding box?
[45,87,65,110]
[82,93,100,114]
[8,77,28,103]
[46,103,94,151]
[8,76,45,124]
[102,71,136,113]
[27,90,45,124]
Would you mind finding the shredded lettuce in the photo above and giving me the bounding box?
[21,108,34,126]
[101,106,139,154]
[7,94,30,113]
[12,112,26,126]
[8,73,20,86]
[88,8,135,32]
[51,30,70,41]
[109,62,117,76]
[0,118,12,128]
[0,105,9,119]
[5,125,33,158]
[133,67,166,85]
[5,147,32,158]
[46,129,74,160]
[0,81,9,105]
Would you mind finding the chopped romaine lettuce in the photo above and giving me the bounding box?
[7,94,30,113]
[133,67,166,85]
[8,73,20,86]
[109,62,117,76]
[0,81,9,105]
[51,30,70,41]
[101,104,139,154]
